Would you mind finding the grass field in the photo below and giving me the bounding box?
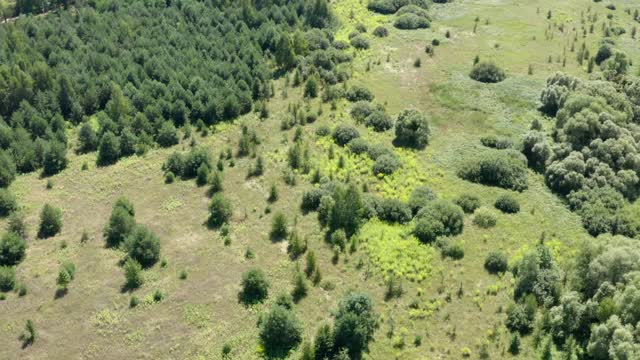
[1,0,639,359]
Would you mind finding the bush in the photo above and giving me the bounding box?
[156,121,179,147]
[38,204,62,239]
[480,135,513,149]
[494,194,520,213]
[42,141,68,176]
[376,198,412,223]
[196,163,210,186]
[333,293,378,358]
[373,154,401,175]
[0,189,17,217]
[469,62,506,83]
[458,152,528,191]
[368,0,429,14]
[365,110,393,132]
[315,126,331,137]
[163,152,185,177]
[0,150,16,188]
[413,200,464,243]
[0,232,27,266]
[332,125,360,146]
[125,225,161,268]
[240,269,269,304]
[506,302,535,333]
[104,206,135,248]
[183,147,211,178]
[397,4,430,17]
[472,208,497,228]
[442,241,465,260]
[208,194,232,228]
[97,131,121,166]
[394,14,430,30]
[409,186,438,214]
[270,212,289,240]
[78,123,98,153]
[394,109,430,149]
[345,86,374,102]
[373,26,389,37]
[454,194,481,214]
[367,143,395,160]
[0,266,15,292]
[350,101,376,123]
[595,44,613,65]
[259,305,303,357]
[347,138,369,155]
[301,189,328,212]
[350,35,370,50]
[123,257,143,289]
[484,251,508,274]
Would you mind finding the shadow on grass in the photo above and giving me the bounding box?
[54,288,68,299]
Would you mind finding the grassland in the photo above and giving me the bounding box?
[1,0,640,359]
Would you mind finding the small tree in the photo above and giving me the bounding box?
[240,268,270,304]
[38,204,62,239]
[0,265,16,291]
[333,293,378,358]
[104,206,135,248]
[484,251,508,274]
[196,163,210,186]
[495,194,520,213]
[0,188,18,217]
[0,150,17,188]
[291,270,308,302]
[78,123,98,153]
[125,225,161,268]
[469,62,506,83]
[394,109,430,149]
[0,232,27,266]
[123,257,143,289]
[42,141,68,176]
[270,212,289,240]
[97,131,121,166]
[56,267,71,291]
[208,194,232,228]
[259,305,303,357]
[20,320,37,346]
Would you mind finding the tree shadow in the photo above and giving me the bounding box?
[54,288,68,299]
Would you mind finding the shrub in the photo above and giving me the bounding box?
[240,269,269,304]
[458,152,528,191]
[347,138,369,155]
[291,271,308,302]
[469,62,506,83]
[0,266,15,291]
[408,186,437,214]
[97,131,120,166]
[376,198,412,223]
[472,208,497,228]
[270,212,289,240]
[78,123,98,153]
[333,293,378,358]
[394,14,430,30]
[480,135,513,149]
[183,147,211,178]
[345,86,374,102]
[373,154,401,175]
[0,232,27,266]
[397,4,430,17]
[0,150,16,188]
[259,305,303,357]
[0,189,17,217]
[442,241,465,260]
[350,35,370,50]
[394,109,430,149]
[163,152,185,177]
[350,101,375,123]
[123,257,143,289]
[7,212,27,238]
[165,171,175,183]
[367,143,395,160]
[125,225,161,268]
[42,141,68,176]
[373,26,389,37]
[494,194,520,213]
[316,126,331,137]
[332,125,360,146]
[506,302,535,333]
[301,189,328,212]
[454,194,481,214]
[413,200,464,243]
[156,121,179,147]
[104,206,135,248]
[595,44,613,65]
[196,163,210,186]
[208,194,232,228]
[38,204,62,238]
[484,251,508,274]
[365,110,393,132]
[56,267,71,291]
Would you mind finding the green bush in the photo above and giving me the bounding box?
[259,305,303,357]
[156,121,179,147]
[413,200,464,243]
[316,125,331,137]
[442,241,465,260]
[365,110,393,132]
[350,35,370,50]
[350,101,376,123]
[484,251,508,274]
[0,150,16,188]
[123,257,144,289]
[240,268,270,304]
[458,152,528,191]
[373,154,401,175]
[347,138,369,155]
[183,147,211,178]
[97,131,121,166]
[270,212,289,240]
[163,152,185,177]
[469,62,506,83]
[0,232,27,267]
[38,204,62,239]
[394,13,430,30]
[0,266,16,292]
[375,198,412,224]
[125,225,161,268]
[495,194,520,213]
[208,194,233,228]
[345,86,374,102]
[408,186,437,214]
[104,206,135,248]
[196,163,210,186]
[454,194,481,214]
[333,293,378,358]
[394,109,430,149]
[0,189,17,217]
[373,26,389,37]
[480,135,513,149]
[301,189,328,212]
[78,123,98,153]
[42,141,68,176]
[472,208,497,228]
[368,0,429,14]
[332,125,360,146]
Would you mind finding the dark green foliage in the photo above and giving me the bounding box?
[595,44,613,65]
[183,147,211,179]
[291,270,308,302]
[484,251,508,274]
[7,212,28,238]
[301,189,328,212]
[196,164,210,186]
[125,225,161,268]
[373,154,401,175]
[469,62,507,83]
[97,132,121,166]
[413,199,464,243]
[240,269,270,304]
[521,130,551,171]
[314,323,335,359]
[494,194,520,213]
[441,241,465,260]
[259,305,303,357]
[0,189,17,217]
[373,198,412,224]
[480,135,513,149]
[458,152,528,191]
[104,201,136,248]
[350,35,370,50]
[207,193,233,228]
[506,300,536,334]
[123,258,143,289]
[0,151,16,188]
[508,333,521,354]
[326,184,365,238]
[394,13,430,30]
[42,141,68,176]
[347,138,369,155]
[408,186,437,214]
[304,76,319,98]
[38,204,62,238]
[373,26,389,37]
[365,110,394,132]
[270,212,289,240]
[119,129,137,157]
[350,101,376,123]
[78,123,98,154]
[394,109,430,149]
[345,86,375,102]
[163,152,185,178]
[332,125,360,146]
[0,265,15,292]
[385,275,404,300]
[333,293,378,359]
[454,194,481,214]
[472,208,497,228]
[0,232,27,267]
[368,0,429,14]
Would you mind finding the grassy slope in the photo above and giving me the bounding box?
[1,0,639,359]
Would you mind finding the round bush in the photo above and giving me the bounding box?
[394,13,430,30]
[301,189,328,212]
[316,126,331,137]
[38,204,62,239]
[458,152,528,191]
[0,266,15,292]
[126,225,161,268]
[0,189,17,217]
[484,251,508,274]
[156,121,179,147]
[350,101,375,123]
[442,241,464,260]
[472,208,497,228]
[208,194,233,228]
[395,109,430,149]
[365,110,393,132]
[347,138,369,155]
[104,206,135,248]
[494,194,520,213]
[397,4,430,18]
[163,152,185,178]
[0,150,16,188]
[373,26,389,37]
[413,199,464,243]
[376,198,412,223]
[0,232,27,266]
[367,143,395,160]
[270,212,289,240]
[346,86,374,102]
[350,35,370,50]
[454,194,481,214]
[373,154,401,175]
[259,305,303,357]
[469,62,506,83]
[408,186,437,214]
[332,125,360,146]
[240,268,270,304]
